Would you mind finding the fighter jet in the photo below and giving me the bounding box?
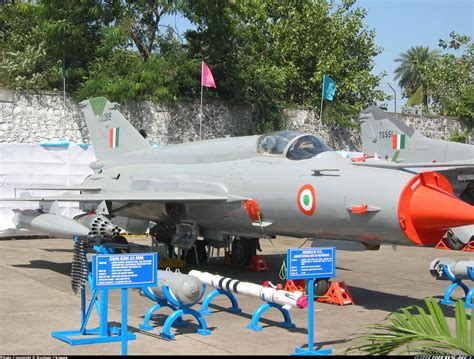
[358,106,474,249]
[6,98,474,269]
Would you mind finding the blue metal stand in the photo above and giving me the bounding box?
[51,242,137,355]
[139,287,187,330]
[247,302,295,331]
[465,267,473,309]
[200,287,293,331]
[140,284,211,340]
[121,288,129,355]
[439,265,470,306]
[200,288,242,316]
[51,282,136,349]
[293,279,332,356]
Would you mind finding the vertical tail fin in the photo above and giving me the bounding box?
[358,106,415,160]
[79,97,150,161]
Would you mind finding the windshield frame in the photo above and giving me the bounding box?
[256,131,301,157]
[283,134,333,160]
[256,131,332,160]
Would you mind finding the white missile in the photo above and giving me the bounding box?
[429,258,474,280]
[188,270,308,309]
[149,269,204,305]
[12,209,90,238]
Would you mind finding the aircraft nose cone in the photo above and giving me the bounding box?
[398,171,474,245]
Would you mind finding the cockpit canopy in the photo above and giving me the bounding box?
[257,131,332,160]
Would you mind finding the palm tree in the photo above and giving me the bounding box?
[345,298,473,355]
[394,46,440,106]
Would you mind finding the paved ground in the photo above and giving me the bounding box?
[0,236,471,355]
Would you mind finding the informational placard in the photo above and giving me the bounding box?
[91,252,157,290]
[287,247,335,280]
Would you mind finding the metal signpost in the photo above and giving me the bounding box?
[52,252,157,355]
[287,247,336,356]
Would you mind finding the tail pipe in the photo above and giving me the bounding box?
[398,171,474,245]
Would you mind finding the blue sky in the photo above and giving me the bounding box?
[164,0,473,112]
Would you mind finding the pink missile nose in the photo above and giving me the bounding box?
[297,296,309,309]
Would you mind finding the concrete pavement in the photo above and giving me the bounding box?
[0,236,471,355]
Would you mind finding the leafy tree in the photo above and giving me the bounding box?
[2,0,386,132]
[421,32,473,126]
[394,46,440,106]
[102,0,181,61]
[1,0,114,91]
[76,0,201,104]
[76,48,200,104]
[0,2,58,90]
[184,0,385,129]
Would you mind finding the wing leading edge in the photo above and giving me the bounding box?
[3,190,229,203]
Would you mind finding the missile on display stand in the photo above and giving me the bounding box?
[188,270,308,309]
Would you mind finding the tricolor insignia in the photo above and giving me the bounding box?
[109,127,120,148]
[297,184,316,216]
[392,134,406,150]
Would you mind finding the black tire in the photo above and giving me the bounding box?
[231,237,257,267]
[112,235,130,253]
[445,231,465,250]
[313,279,330,298]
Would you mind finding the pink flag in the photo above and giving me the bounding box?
[201,61,216,88]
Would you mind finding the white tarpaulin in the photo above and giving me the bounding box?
[0,142,96,237]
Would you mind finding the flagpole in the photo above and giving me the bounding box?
[320,84,324,122]
[62,50,66,106]
[200,62,203,141]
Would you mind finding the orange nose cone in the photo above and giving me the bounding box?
[399,171,474,245]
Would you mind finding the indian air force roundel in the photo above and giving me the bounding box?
[297,184,316,216]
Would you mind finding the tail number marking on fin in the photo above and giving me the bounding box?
[379,130,393,139]
[99,112,112,123]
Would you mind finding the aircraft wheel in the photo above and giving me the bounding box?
[113,235,130,253]
[445,230,465,250]
[231,237,257,268]
[313,279,330,298]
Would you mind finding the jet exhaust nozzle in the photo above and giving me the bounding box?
[399,172,474,245]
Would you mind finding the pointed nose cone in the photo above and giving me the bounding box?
[411,186,474,229]
[399,172,474,245]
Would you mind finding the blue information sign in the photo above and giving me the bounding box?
[91,253,157,290]
[287,247,335,280]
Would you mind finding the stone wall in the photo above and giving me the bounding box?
[394,112,472,143]
[0,89,255,146]
[0,89,471,150]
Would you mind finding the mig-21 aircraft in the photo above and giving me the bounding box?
[6,98,474,271]
[358,106,474,249]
